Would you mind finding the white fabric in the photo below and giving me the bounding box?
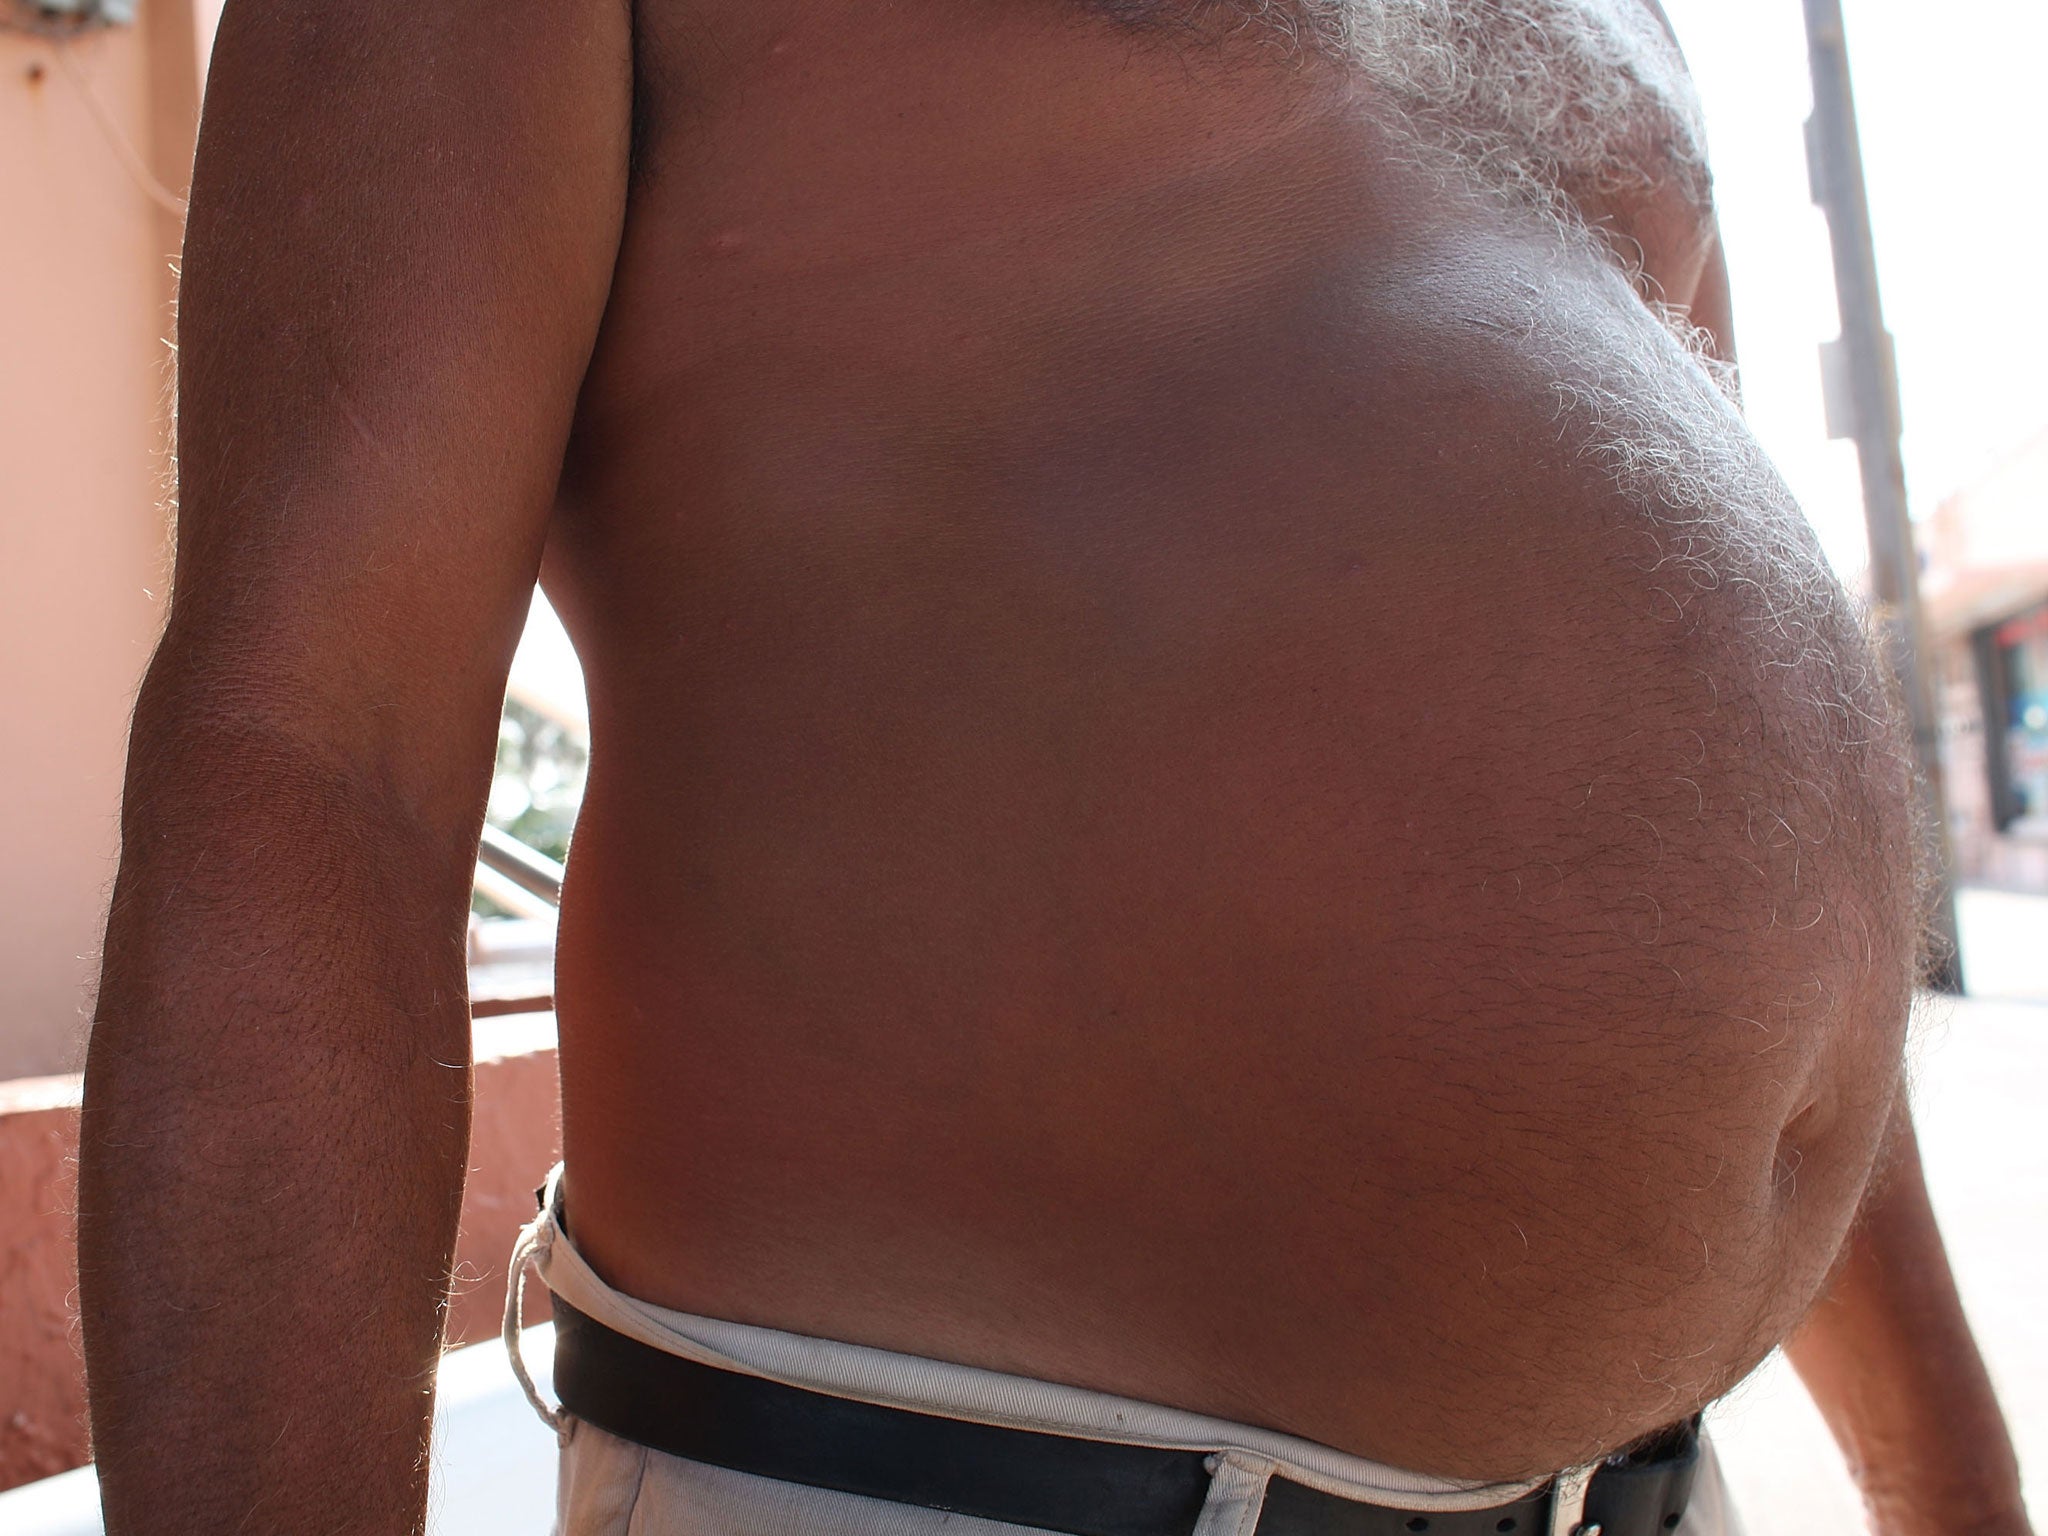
[1547,1462,1594,1535]
[503,1205,567,1438]
[506,1164,1740,1536]
[1191,1455,1276,1536]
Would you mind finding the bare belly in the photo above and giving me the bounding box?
[539,2,1911,1481]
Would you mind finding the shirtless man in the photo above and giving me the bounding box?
[78,1,2032,1533]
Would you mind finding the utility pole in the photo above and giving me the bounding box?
[1802,0,1964,991]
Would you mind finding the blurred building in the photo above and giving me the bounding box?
[1925,427,2048,893]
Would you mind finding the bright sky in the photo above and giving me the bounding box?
[1661,0,2048,583]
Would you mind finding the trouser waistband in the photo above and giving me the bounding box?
[503,1165,1699,1536]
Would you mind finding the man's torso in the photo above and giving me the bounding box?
[538,0,1913,1481]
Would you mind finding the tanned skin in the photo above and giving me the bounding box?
[81,0,2029,1532]
[82,0,627,1527]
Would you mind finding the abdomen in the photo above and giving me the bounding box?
[543,18,1914,1477]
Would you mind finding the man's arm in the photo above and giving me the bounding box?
[77,0,627,1530]
[1786,1104,2034,1536]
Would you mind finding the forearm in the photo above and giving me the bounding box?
[80,668,480,1535]
[1786,1103,2031,1536]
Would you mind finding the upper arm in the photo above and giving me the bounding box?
[161,0,630,828]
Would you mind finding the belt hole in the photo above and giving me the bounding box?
[1664,1517,1682,1530]
[1406,1521,1429,1533]
[1497,1522,1519,1533]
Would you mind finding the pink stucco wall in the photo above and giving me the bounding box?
[0,1024,562,1495]
[1,5,198,1081]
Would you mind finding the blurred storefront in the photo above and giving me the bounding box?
[1925,428,2048,892]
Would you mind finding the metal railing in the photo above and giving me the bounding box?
[477,823,564,908]
[470,826,563,1018]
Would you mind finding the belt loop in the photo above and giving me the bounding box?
[502,1164,567,1436]
[1195,1451,1275,1536]
[1547,1462,1598,1536]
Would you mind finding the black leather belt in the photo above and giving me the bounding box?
[548,1296,1700,1536]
